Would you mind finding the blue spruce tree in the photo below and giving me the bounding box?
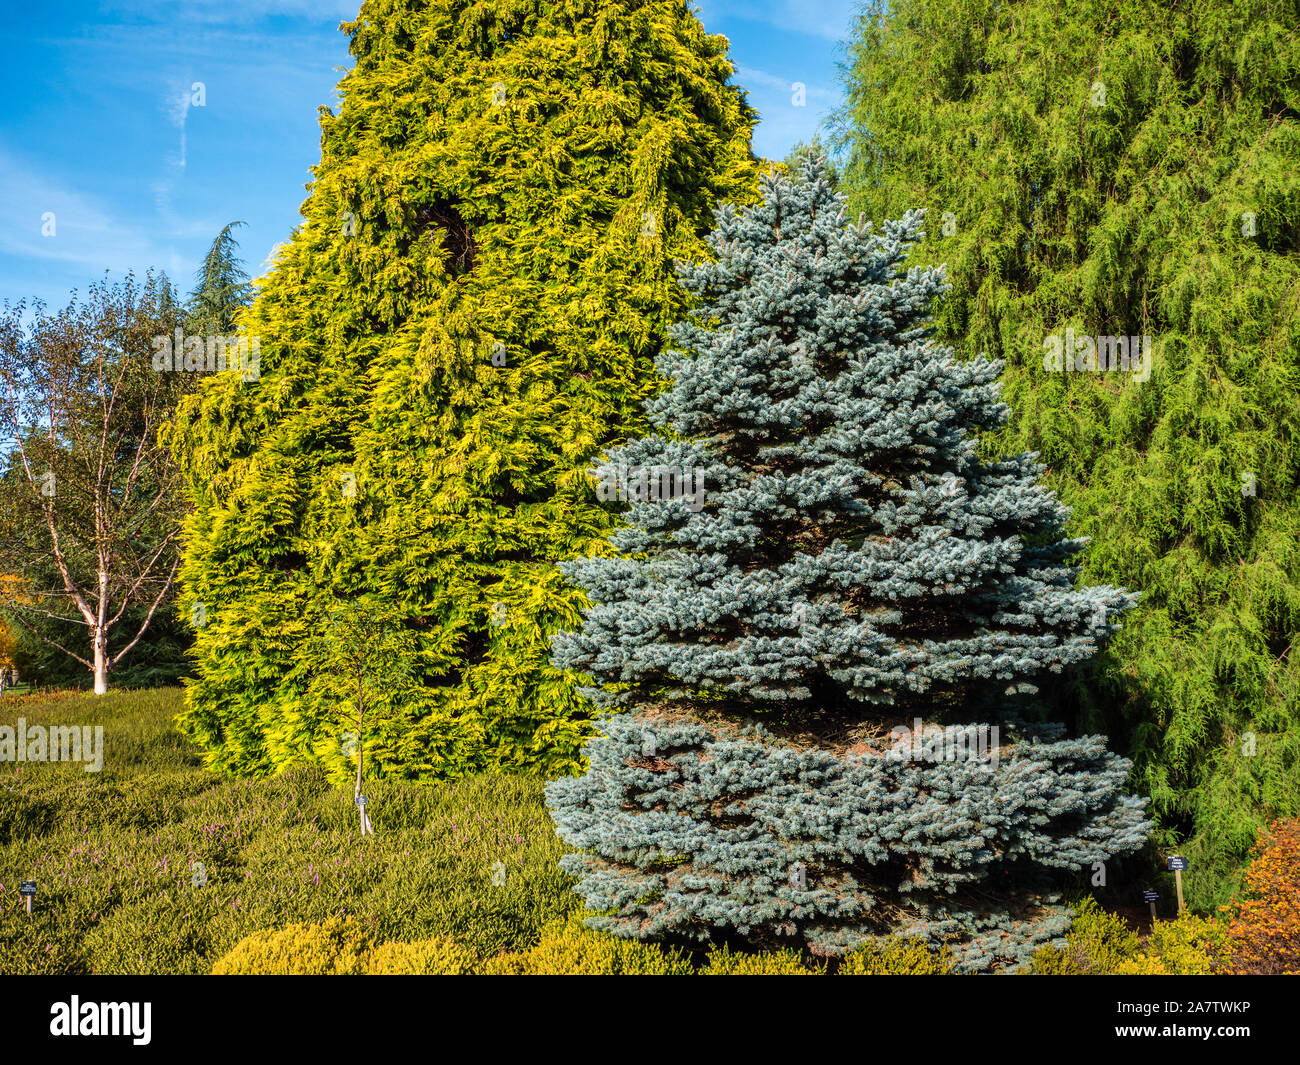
[544,155,1153,972]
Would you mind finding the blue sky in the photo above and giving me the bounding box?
[1,0,857,309]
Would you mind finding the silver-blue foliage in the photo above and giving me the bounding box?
[548,713,1151,971]
[546,154,1151,970]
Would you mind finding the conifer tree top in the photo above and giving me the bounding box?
[556,153,1138,725]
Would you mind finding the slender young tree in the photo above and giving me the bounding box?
[546,157,1151,971]
[0,274,187,693]
[303,595,420,836]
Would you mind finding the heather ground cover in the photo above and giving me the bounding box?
[3,687,1265,976]
[0,688,574,974]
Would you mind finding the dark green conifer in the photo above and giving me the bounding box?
[185,222,253,337]
[836,0,1300,904]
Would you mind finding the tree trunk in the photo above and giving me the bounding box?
[93,628,109,695]
[353,735,372,836]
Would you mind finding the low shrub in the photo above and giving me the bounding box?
[702,947,820,975]
[1029,897,1229,975]
[1221,818,1300,975]
[212,918,374,975]
[213,916,691,975]
[212,917,963,975]
[364,936,478,975]
[480,918,695,975]
[1112,915,1229,975]
[839,937,957,975]
[1029,898,1141,974]
[212,918,478,975]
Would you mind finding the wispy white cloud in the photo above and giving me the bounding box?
[735,65,839,106]
[102,0,357,24]
[0,148,191,299]
[153,79,201,213]
[166,82,192,167]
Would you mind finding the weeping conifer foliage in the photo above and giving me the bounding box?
[546,158,1151,971]
[168,0,757,780]
[836,0,1300,906]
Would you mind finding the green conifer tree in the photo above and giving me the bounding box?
[185,222,253,337]
[169,0,756,780]
[835,0,1300,905]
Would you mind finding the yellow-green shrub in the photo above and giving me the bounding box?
[480,918,695,975]
[215,907,1229,976]
[1027,898,1229,975]
[213,919,479,975]
[212,918,373,975]
[363,937,478,975]
[1029,898,1141,974]
[1113,914,1229,975]
[839,937,956,975]
[702,947,821,975]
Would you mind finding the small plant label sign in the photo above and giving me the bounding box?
[19,880,36,915]
[1166,856,1189,912]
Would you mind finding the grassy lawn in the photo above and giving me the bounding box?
[0,688,575,974]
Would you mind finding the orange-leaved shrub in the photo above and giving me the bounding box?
[1221,818,1300,975]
